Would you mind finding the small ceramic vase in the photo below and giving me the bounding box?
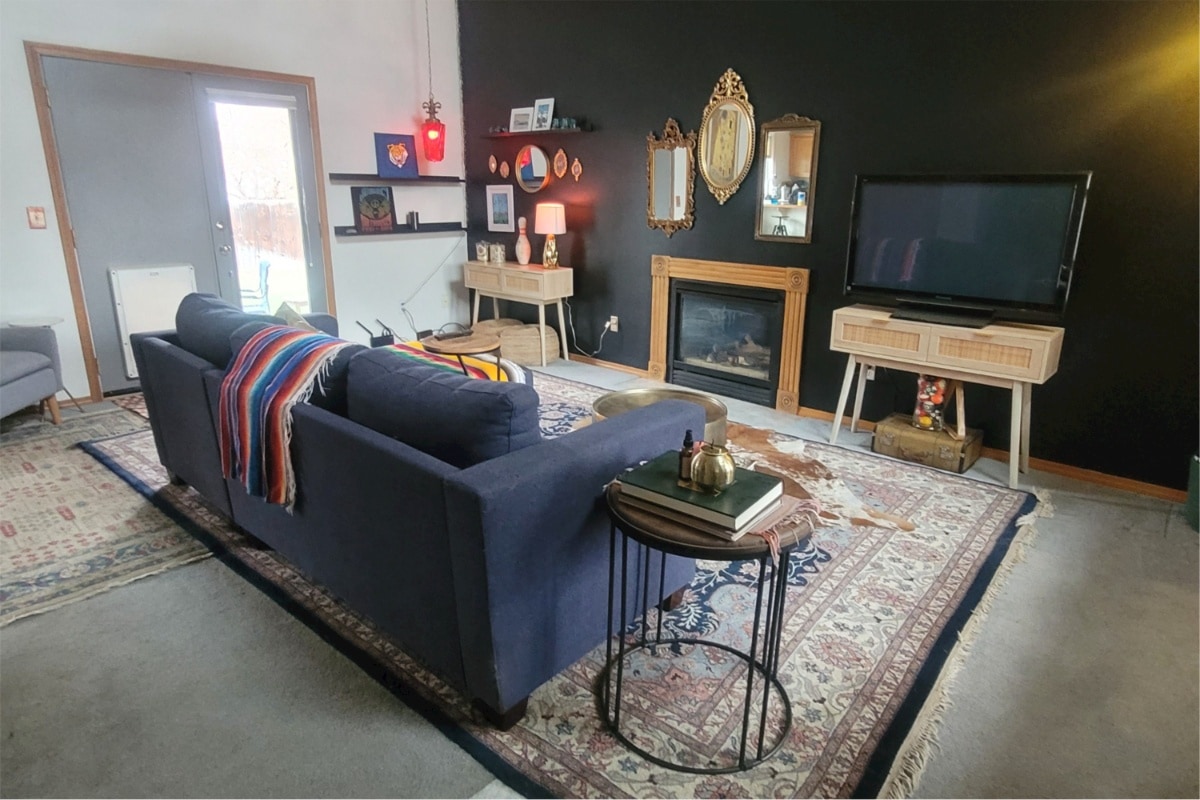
[690,442,736,493]
[515,216,531,265]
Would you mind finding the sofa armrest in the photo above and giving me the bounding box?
[303,313,338,337]
[0,326,62,387]
[443,399,704,713]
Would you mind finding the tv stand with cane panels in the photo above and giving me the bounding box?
[828,305,1064,489]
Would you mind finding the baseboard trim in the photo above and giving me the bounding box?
[567,359,1186,503]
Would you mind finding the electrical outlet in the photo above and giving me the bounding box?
[865,365,876,380]
[608,315,619,332]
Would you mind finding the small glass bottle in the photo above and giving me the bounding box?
[679,429,694,482]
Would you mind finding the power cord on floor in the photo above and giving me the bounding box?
[563,297,610,357]
[397,233,467,339]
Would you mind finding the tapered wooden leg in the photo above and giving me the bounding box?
[830,355,857,444]
[45,395,62,425]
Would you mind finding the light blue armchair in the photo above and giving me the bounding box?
[0,326,63,423]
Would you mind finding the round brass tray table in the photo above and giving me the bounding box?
[592,387,728,445]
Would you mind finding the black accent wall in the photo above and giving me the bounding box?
[460,1,1199,490]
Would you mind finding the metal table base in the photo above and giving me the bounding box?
[600,523,794,774]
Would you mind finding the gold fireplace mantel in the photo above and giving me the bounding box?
[649,255,810,414]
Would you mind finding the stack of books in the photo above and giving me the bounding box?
[615,450,791,541]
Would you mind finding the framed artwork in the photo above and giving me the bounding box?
[374,132,419,179]
[486,185,515,232]
[532,98,555,131]
[351,186,396,233]
[509,107,534,133]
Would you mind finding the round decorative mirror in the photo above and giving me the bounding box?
[697,68,755,205]
[514,145,550,193]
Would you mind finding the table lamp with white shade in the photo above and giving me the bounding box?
[534,202,566,268]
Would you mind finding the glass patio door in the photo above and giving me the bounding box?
[194,78,327,314]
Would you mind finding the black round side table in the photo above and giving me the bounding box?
[600,482,807,774]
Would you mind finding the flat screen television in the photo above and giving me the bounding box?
[843,173,1091,326]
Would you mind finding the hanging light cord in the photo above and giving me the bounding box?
[424,0,434,101]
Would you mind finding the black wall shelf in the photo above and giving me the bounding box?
[334,222,466,237]
[482,129,588,139]
[328,173,464,184]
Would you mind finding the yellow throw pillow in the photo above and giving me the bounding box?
[275,301,319,332]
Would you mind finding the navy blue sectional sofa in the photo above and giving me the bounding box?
[130,294,701,728]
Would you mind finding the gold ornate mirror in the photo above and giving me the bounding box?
[646,118,696,237]
[754,114,821,243]
[514,144,550,193]
[697,68,755,205]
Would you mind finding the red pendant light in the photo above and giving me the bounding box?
[421,95,445,162]
[419,0,446,162]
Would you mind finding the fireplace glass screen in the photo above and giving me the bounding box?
[670,282,782,405]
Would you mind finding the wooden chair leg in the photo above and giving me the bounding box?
[45,395,62,425]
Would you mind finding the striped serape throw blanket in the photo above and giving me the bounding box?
[219,325,356,511]
[385,342,508,380]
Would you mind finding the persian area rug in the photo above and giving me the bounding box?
[0,407,210,626]
[81,372,1041,798]
[110,391,149,419]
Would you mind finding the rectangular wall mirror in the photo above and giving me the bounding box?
[754,114,821,244]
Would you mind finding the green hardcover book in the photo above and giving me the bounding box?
[618,450,783,530]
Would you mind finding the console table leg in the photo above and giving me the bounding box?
[830,355,857,444]
[472,291,480,325]
[1020,382,1032,473]
[537,304,548,366]
[555,298,569,361]
[1008,382,1023,488]
[851,361,869,433]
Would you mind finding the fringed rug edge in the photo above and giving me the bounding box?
[876,486,1054,799]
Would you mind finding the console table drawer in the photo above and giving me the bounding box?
[929,329,1058,382]
[464,264,502,293]
[831,310,930,360]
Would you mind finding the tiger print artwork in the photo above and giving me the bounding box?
[386,141,409,169]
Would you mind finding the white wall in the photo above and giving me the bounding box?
[0,0,468,399]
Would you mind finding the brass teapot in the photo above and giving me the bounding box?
[690,442,735,493]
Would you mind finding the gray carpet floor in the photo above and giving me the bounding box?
[1,368,1197,798]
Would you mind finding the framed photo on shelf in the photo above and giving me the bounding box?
[532,98,555,131]
[509,107,534,133]
[351,186,396,233]
[486,185,515,233]
[374,132,419,179]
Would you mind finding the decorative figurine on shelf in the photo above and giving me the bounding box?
[515,216,531,265]
[913,374,949,430]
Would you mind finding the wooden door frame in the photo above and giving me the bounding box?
[24,41,337,402]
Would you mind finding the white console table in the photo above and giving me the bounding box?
[829,305,1064,488]
[463,261,573,367]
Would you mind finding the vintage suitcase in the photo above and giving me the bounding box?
[871,412,983,474]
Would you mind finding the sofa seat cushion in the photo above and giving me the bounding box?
[230,322,367,416]
[347,348,541,468]
[175,293,282,368]
[1,350,52,384]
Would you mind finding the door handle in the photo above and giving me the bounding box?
[215,221,225,230]
[218,245,232,253]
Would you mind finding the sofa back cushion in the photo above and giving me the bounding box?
[230,322,367,416]
[175,293,282,368]
[346,348,541,468]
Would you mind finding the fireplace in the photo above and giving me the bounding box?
[649,256,810,414]
[670,280,783,406]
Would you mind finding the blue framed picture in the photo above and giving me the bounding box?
[374,132,419,179]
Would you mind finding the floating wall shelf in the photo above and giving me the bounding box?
[482,129,588,139]
[328,173,464,184]
[334,222,466,237]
